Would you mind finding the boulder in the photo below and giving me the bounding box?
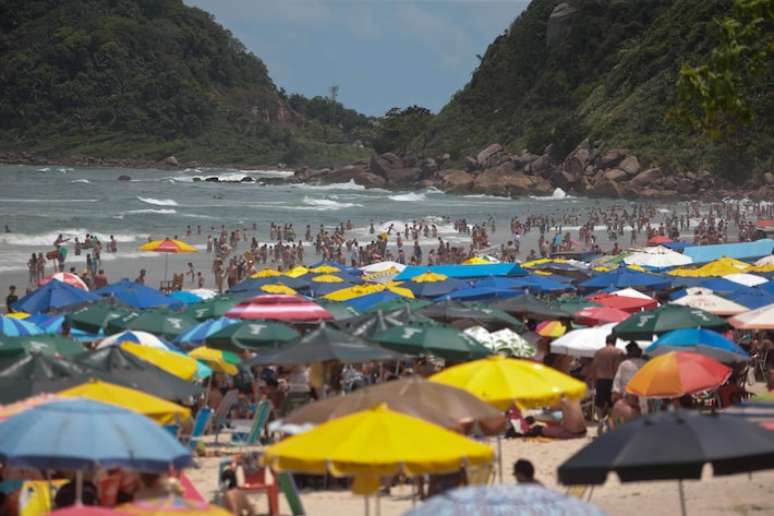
[764,172,774,185]
[417,179,434,189]
[546,2,579,48]
[473,162,552,196]
[630,167,663,188]
[464,156,480,172]
[604,168,628,182]
[420,158,439,179]
[117,175,131,181]
[476,144,505,169]
[552,170,581,190]
[588,177,623,198]
[618,155,641,177]
[162,155,179,167]
[322,166,386,188]
[527,154,551,177]
[386,167,421,185]
[662,176,678,190]
[435,170,474,193]
[597,149,626,169]
[563,143,591,177]
[369,153,405,178]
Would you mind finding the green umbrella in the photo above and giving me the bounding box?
[419,301,525,332]
[206,321,300,352]
[184,295,239,321]
[316,301,361,321]
[364,297,432,313]
[372,323,492,361]
[555,297,601,314]
[612,305,728,341]
[66,303,133,333]
[493,294,573,321]
[106,310,198,340]
[0,335,86,358]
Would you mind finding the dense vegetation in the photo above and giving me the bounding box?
[0,0,370,166]
[418,0,773,178]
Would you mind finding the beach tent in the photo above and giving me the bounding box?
[225,294,333,322]
[95,279,179,309]
[682,239,774,264]
[394,263,527,281]
[579,265,671,291]
[12,281,100,314]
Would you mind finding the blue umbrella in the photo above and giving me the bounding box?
[309,260,362,276]
[443,287,523,302]
[0,398,192,471]
[12,281,99,314]
[344,290,400,312]
[404,484,604,516]
[580,265,671,291]
[407,279,469,298]
[168,290,203,305]
[759,281,774,295]
[670,277,748,297]
[95,279,179,309]
[0,316,43,337]
[475,275,574,293]
[23,314,97,342]
[308,282,355,297]
[726,289,774,310]
[646,328,749,363]
[175,317,238,348]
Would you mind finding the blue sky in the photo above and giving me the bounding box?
[185,1,529,116]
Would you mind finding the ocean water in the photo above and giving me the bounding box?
[0,164,654,275]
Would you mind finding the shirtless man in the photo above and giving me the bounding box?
[590,334,624,435]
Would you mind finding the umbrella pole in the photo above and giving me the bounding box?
[497,436,503,482]
[678,480,687,516]
[376,491,381,516]
[364,495,370,516]
[75,469,83,505]
[164,253,169,283]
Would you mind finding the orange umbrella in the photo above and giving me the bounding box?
[138,239,197,281]
[536,320,567,338]
[626,351,731,398]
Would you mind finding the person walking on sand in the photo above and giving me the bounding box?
[6,286,18,313]
[591,334,625,434]
[27,253,37,286]
[135,269,146,285]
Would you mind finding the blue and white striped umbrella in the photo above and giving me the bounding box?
[0,316,43,337]
[175,317,238,348]
[24,314,99,342]
[97,330,173,350]
[169,290,204,305]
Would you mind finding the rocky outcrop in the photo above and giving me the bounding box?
[476,143,505,169]
[435,169,474,193]
[473,162,552,196]
[321,165,386,188]
[369,153,420,185]
[546,2,579,48]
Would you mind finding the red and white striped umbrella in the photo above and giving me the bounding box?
[225,294,333,322]
[39,272,89,291]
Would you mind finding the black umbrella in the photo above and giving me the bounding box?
[74,346,200,401]
[246,323,403,366]
[0,354,95,404]
[418,300,525,331]
[494,293,572,320]
[558,410,774,516]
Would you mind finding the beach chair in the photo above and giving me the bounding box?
[209,389,239,443]
[219,455,281,516]
[277,472,306,515]
[566,485,594,501]
[227,399,272,446]
[181,407,212,450]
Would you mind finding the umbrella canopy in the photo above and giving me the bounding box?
[315,301,361,321]
[372,323,492,361]
[247,323,402,366]
[626,351,731,398]
[75,346,200,401]
[259,283,297,295]
[66,303,133,333]
[95,279,178,309]
[612,305,728,340]
[187,288,217,300]
[0,353,94,404]
[473,276,572,294]
[464,327,536,358]
[0,334,85,358]
[284,376,506,436]
[58,379,191,425]
[0,393,64,422]
[493,294,572,320]
[168,290,203,305]
[0,316,43,337]
[183,296,239,321]
[411,271,449,283]
[589,293,658,313]
[364,297,432,314]
[121,343,198,381]
[579,265,671,291]
[724,272,768,287]
[647,235,673,245]
[98,330,172,350]
[139,238,197,253]
[206,320,300,352]
[262,404,494,494]
[324,283,411,302]
[670,288,749,316]
[536,320,568,338]
[175,317,238,348]
[228,275,310,294]
[252,268,282,278]
[39,273,89,290]
[309,264,341,274]
[668,256,752,277]
[645,328,749,363]
[188,346,239,375]
[443,286,523,302]
[725,288,774,310]
[106,310,197,340]
[344,290,401,312]
[728,303,774,329]
[558,410,774,484]
[334,310,412,340]
[550,323,646,358]
[311,273,346,283]
[418,301,524,332]
[553,296,600,314]
[404,484,605,516]
[225,295,333,322]
[624,246,693,269]
[430,355,586,410]
[360,261,407,274]
[408,280,469,298]
[11,280,100,314]
[0,398,192,471]
[118,497,230,515]
[574,306,630,326]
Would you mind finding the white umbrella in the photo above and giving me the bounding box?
[359,261,406,274]
[608,287,656,300]
[670,289,749,316]
[728,303,774,330]
[550,323,649,358]
[96,330,171,350]
[724,273,768,287]
[755,255,774,267]
[463,326,534,357]
[186,288,217,300]
[624,246,692,268]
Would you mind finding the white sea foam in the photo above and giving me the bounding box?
[463,193,511,200]
[424,186,445,195]
[291,180,366,191]
[0,230,144,247]
[124,209,177,215]
[71,179,91,184]
[529,188,571,200]
[297,197,363,210]
[388,192,426,202]
[137,196,178,206]
[0,198,98,203]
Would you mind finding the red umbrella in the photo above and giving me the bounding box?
[225,294,333,322]
[589,293,658,313]
[647,235,673,245]
[38,272,89,291]
[574,306,630,326]
[50,508,130,515]
[626,351,731,398]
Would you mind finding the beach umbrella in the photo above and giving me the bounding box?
[0,334,85,358]
[334,310,407,340]
[612,305,728,340]
[645,328,749,363]
[723,400,774,429]
[175,317,238,348]
[411,271,449,283]
[98,330,172,350]
[360,261,406,274]
[118,497,231,515]
[183,295,239,321]
[225,294,333,322]
[647,235,673,246]
[419,300,524,331]
[589,293,658,313]
[206,320,299,351]
[311,274,346,284]
[138,238,197,282]
[252,268,282,278]
[462,256,495,265]
[0,353,95,404]
[408,279,469,298]
[443,286,522,302]
[405,484,605,516]
[263,404,494,495]
[728,303,774,330]
[670,287,749,316]
[66,303,133,333]
[0,397,192,471]
[248,323,402,366]
[557,410,774,516]
[574,306,630,326]
[755,255,774,267]
[0,393,64,422]
[724,272,768,287]
[121,343,198,381]
[285,265,310,278]
[106,310,198,340]
[431,355,586,410]
[579,265,671,291]
[676,277,749,296]
[493,294,572,320]
[58,379,191,425]
[284,376,506,436]
[51,508,131,516]
[725,288,774,310]
[229,275,311,294]
[526,261,591,281]
[39,273,89,290]
[550,323,644,358]
[4,312,29,319]
[373,323,491,361]
[323,283,386,301]
[554,296,600,314]
[464,326,535,358]
[536,320,568,338]
[11,280,100,314]
[668,257,751,278]
[315,300,360,321]
[344,290,401,312]
[0,316,43,337]
[168,290,202,305]
[95,279,179,309]
[626,351,731,398]
[364,296,431,314]
[624,246,693,269]
[75,346,201,401]
[474,275,574,294]
[760,281,774,295]
[188,346,239,375]
[309,264,341,274]
[259,283,297,295]
[188,288,217,300]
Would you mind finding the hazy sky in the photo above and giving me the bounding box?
[185,1,529,116]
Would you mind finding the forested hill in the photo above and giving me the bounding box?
[417,0,773,179]
[0,0,372,167]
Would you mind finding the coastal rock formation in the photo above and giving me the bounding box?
[321,165,386,188]
[434,170,474,193]
[369,153,421,185]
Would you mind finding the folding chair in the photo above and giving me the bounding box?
[209,389,239,443]
[181,407,212,450]
[230,400,273,446]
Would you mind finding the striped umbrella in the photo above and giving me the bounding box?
[39,273,89,291]
[175,318,238,348]
[0,316,43,337]
[97,330,173,350]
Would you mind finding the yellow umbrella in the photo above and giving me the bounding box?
[430,355,587,410]
[411,271,449,283]
[311,274,345,283]
[362,267,400,283]
[310,264,341,274]
[262,403,493,494]
[5,312,30,319]
[285,265,310,278]
[188,346,239,375]
[58,379,190,425]
[260,283,297,295]
[668,257,751,277]
[749,264,774,274]
[118,497,232,515]
[138,238,198,281]
[121,342,198,381]
[324,284,385,301]
[462,256,492,265]
[385,284,415,299]
[251,268,282,278]
[521,258,570,268]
